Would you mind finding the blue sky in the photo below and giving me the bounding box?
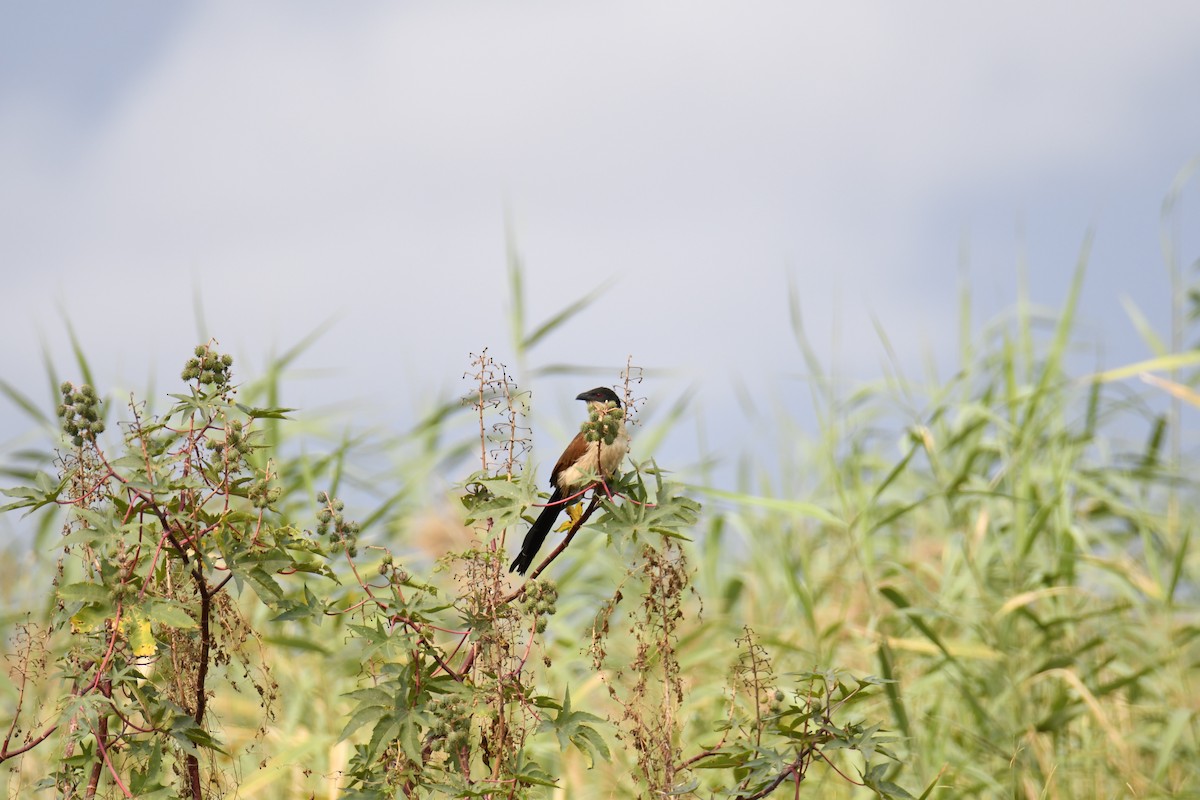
[3,3,1199,497]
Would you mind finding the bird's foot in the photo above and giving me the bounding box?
[554,502,584,533]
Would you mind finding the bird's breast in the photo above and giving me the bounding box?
[555,424,629,491]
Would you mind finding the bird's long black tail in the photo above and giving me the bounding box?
[509,487,564,575]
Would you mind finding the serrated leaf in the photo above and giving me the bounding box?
[509,760,559,788]
[235,404,296,420]
[71,507,115,532]
[145,600,198,630]
[70,604,113,632]
[537,687,611,767]
[123,610,157,658]
[665,778,700,795]
[366,716,401,760]
[59,525,104,548]
[245,566,285,601]
[343,687,394,707]
[270,604,318,622]
[59,582,110,603]
[338,704,389,744]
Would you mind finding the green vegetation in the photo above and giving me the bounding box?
[2,211,1198,797]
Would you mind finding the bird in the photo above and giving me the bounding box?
[509,387,630,575]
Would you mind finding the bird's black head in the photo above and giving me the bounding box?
[576,387,622,407]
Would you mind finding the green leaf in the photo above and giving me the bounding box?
[70,603,115,631]
[1,471,66,515]
[59,582,110,603]
[235,404,296,420]
[244,566,285,601]
[170,716,228,755]
[59,522,105,546]
[144,599,198,629]
[366,716,401,760]
[338,703,389,744]
[596,475,701,544]
[343,687,394,707]
[261,634,331,654]
[508,758,559,789]
[537,687,611,767]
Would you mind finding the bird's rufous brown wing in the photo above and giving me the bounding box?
[549,432,589,492]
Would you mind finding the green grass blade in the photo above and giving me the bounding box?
[64,315,95,389]
[0,377,51,426]
[522,286,608,351]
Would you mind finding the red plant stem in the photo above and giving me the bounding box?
[86,680,133,799]
[389,616,469,637]
[0,721,58,764]
[512,615,539,677]
[83,601,124,695]
[95,730,133,798]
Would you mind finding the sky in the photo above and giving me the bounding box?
[2,2,1199,502]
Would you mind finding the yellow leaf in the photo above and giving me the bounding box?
[554,502,584,533]
[122,610,157,658]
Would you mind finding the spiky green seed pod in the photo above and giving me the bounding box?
[194,345,207,357]
[60,381,73,396]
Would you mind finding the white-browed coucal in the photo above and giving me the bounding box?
[509,387,629,575]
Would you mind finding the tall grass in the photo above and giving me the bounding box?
[702,232,1197,796]
[2,227,1198,798]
